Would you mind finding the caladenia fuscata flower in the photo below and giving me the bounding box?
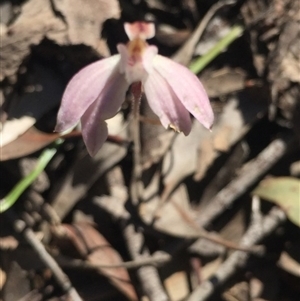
[55,22,214,156]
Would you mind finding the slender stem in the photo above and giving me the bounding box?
[130,83,143,205]
[0,139,64,213]
[189,25,244,74]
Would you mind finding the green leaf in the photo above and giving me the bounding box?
[0,139,64,213]
[253,177,300,227]
[189,25,244,74]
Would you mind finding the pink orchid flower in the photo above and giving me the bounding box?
[55,22,214,156]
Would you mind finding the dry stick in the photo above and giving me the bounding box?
[9,213,82,301]
[130,82,143,206]
[122,85,169,301]
[122,225,169,301]
[187,207,286,301]
[95,192,259,273]
[56,251,171,270]
[172,0,237,65]
[187,134,294,299]
[197,134,294,228]
[94,181,173,271]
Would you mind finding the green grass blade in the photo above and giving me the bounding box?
[189,25,244,74]
[0,139,63,213]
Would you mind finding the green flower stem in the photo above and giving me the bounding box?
[0,139,64,213]
[189,25,244,74]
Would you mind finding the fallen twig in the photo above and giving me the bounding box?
[105,167,169,301]
[56,251,171,270]
[122,224,169,301]
[6,210,82,301]
[187,207,286,301]
[197,133,294,228]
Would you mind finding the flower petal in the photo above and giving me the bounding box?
[82,117,108,157]
[55,55,121,132]
[93,70,129,121]
[124,22,155,40]
[143,69,192,135]
[80,70,128,156]
[142,45,158,74]
[152,55,214,129]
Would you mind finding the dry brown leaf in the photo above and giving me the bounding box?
[1,0,120,81]
[52,0,120,49]
[59,223,138,301]
[0,0,66,81]
[195,89,268,180]
[268,21,300,85]
[2,262,31,301]
[0,127,59,161]
[201,67,247,98]
[140,184,203,238]
[164,271,190,301]
[201,257,223,281]
[223,281,250,301]
[281,53,300,83]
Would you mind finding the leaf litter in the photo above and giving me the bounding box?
[0,0,300,301]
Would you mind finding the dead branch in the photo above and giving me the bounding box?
[187,207,286,301]
[55,251,171,270]
[105,167,169,301]
[197,133,294,228]
[6,210,82,301]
